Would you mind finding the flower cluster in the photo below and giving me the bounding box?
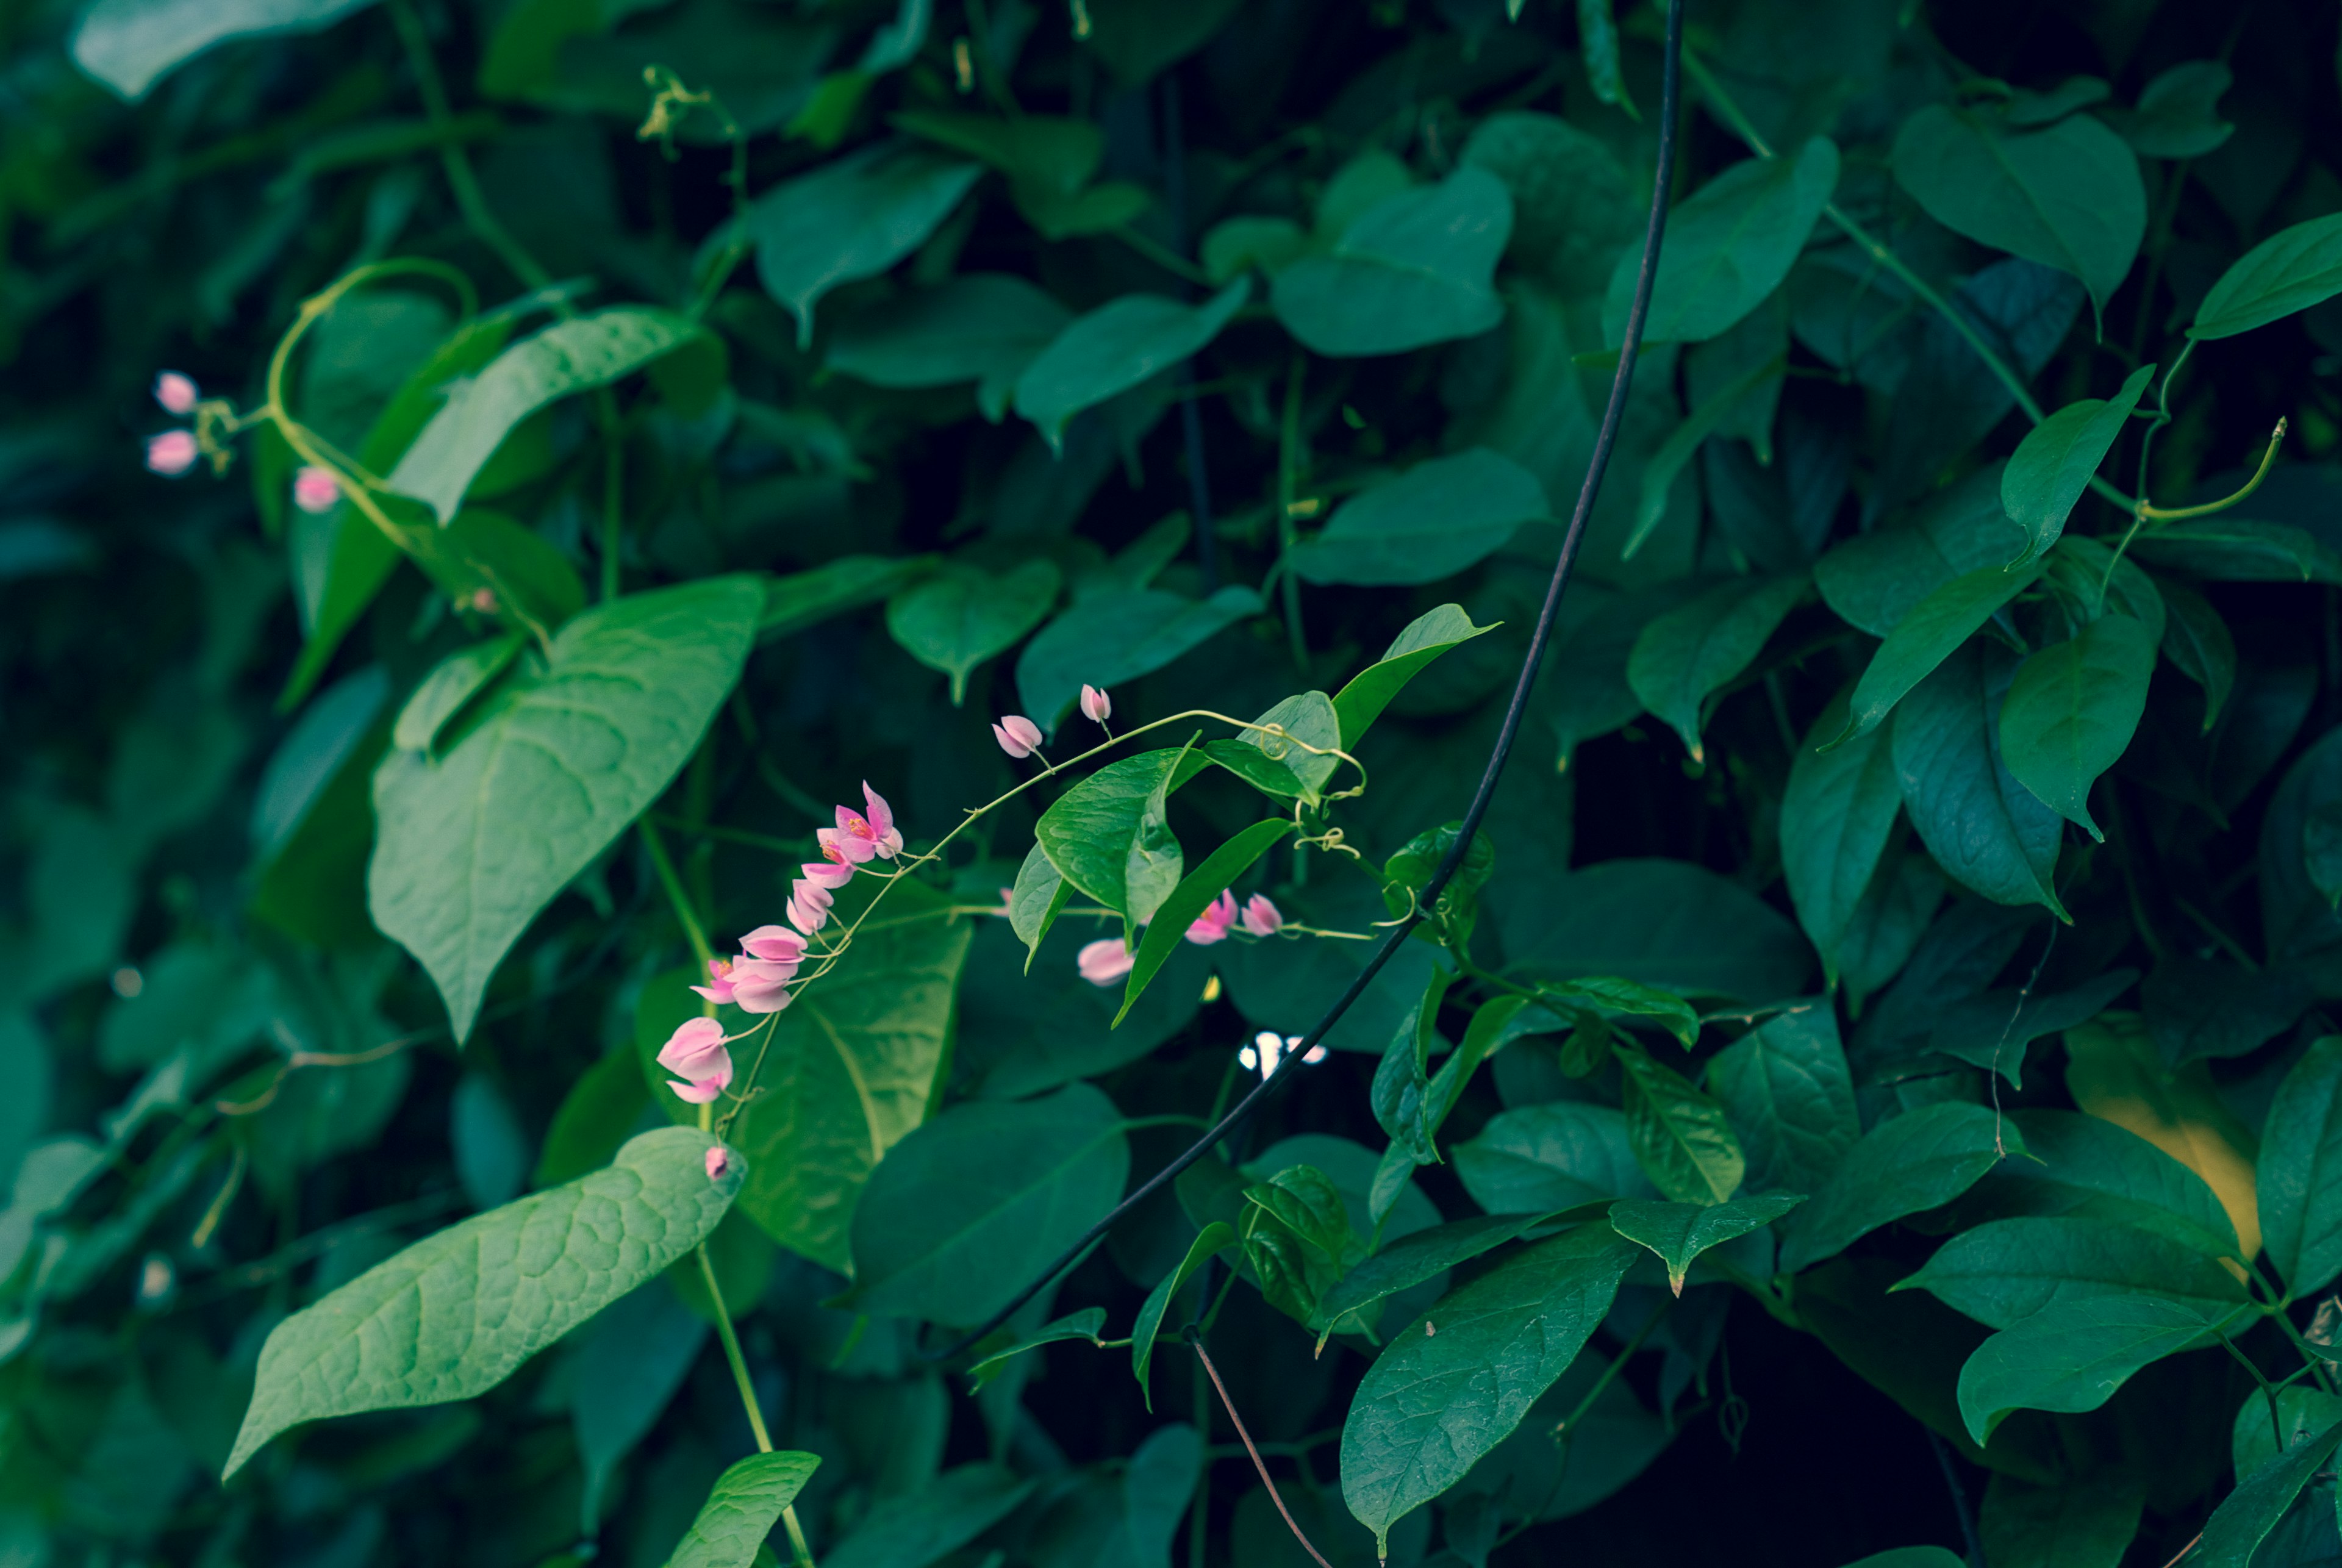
[1074,891,1283,988]
[786,781,901,935]
[143,367,339,512]
[992,683,1111,761]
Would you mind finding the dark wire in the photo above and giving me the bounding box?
[931,0,1688,1363]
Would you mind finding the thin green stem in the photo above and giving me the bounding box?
[640,820,716,970]
[1275,353,1311,674]
[387,0,555,296]
[1113,224,1213,287]
[2141,418,2288,521]
[1552,1295,1671,1439]
[696,1247,816,1567]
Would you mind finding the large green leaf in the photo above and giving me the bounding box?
[1955,1292,2241,1445]
[1895,1215,2250,1330]
[826,274,1072,417]
[1013,281,1249,449]
[1289,449,1547,587]
[2000,366,2155,562]
[370,576,762,1040]
[1836,560,2047,743]
[1117,819,1293,1025]
[1015,586,1264,731]
[2255,1033,2342,1299]
[1968,1108,2241,1260]
[1610,1194,1804,1294]
[822,1464,1038,1568]
[390,308,709,523]
[1033,748,1202,926]
[846,1083,1129,1326]
[1997,612,2155,839]
[661,1452,822,1568]
[1625,572,1807,762]
[1891,643,2066,915]
[750,141,983,345]
[1453,1104,1653,1214]
[1330,604,1499,747]
[1131,1222,1235,1407]
[2191,213,2342,340]
[1272,168,1513,357]
[1602,137,1839,346]
[1338,1223,1640,1553]
[1491,857,1813,1001]
[1979,1475,2142,1568]
[1616,1045,1745,1205]
[884,559,1061,704]
[72,0,376,98]
[1891,106,2146,326]
[224,1127,739,1477]
[1707,1003,1860,1197]
[1814,464,2021,637]
[1781,1103,2018,1273]
[2196,1417,2342,1568]
[1310,1212,1556,1351]
[1782,690,1903,978]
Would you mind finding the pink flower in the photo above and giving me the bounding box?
[706,1146,732,1181]
[800,859,854,892]
[153,372,198,416]
[818,826,878,865]
[993,715,1044,758]
[1081,686,1112,725]
[1185,890,1239,945]
[1078,939,1135,986]
[996,886,1015,916]
[1241,894,1283,937]
[693,956,740,1004]
[658,1017,734,1104]
[730,958,798,1014]
[789,879,833,936]
[145,430,199,476]
[292,465,340,514]
[739,925,806,964]
[833,783,903,859]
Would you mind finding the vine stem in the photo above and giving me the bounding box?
[927,0,1691,1366]
[695,1245,817,1567]
[1187,1332,1334,1568]
[387,0,554,295]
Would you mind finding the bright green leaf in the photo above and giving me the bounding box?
[1997,612,2155,839]
[2191,212,2342,341]
[1131,1222,1235,1408]
[662,1451,822,1568]
[1836,560,2047,743]
[1033,748,1201,923]
[1118,820,1294,1025]
[1330,604,1499,748]
[72,0,376,99]
[750,141,983,346]
[1955,1292,2242,1445]
[1273,168,1513,357]
[1616,1044,1744,1205]
[1999,365,2154,563]
[884,559,1061,704]
[1289,448,1547,587]
[1610,1193,1804,1294]
[1602,138,1839,347]
[1782,1103,2019,1274]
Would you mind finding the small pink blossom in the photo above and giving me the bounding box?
[145,430,199,476]
[658,1017,734,1103]
[1241,894,1283,938]
[1185,890,1240,945]
[789,879,834,936]
[818,825,879,865]
[730,958,798,1014]
[739,925,806,964]
[292,465,340,514]
[706,1146,732,1180]
[996,886,1015,916]
[993,715,1044,758]
[800,859,855,891]
[1078,938,1135,986]
[153,371,198,416]
[693,956,740,1004]
[1081,686,1112,725]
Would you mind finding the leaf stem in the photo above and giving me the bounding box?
[640,820,717,970]
[695,1245,817,1567]
[2140,418,2288,521]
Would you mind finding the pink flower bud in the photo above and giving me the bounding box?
[1241,894,1283,937]
[145,430,199,476]
[739,925,807,964]
[800,860,854,891]
[993,715,1044,758]
[788,881,833,936]
[706,1147,732,1181]
[1077,938,1136,986]
[154,371,198,416]
[1184,890,1239,945]
[1081,685,1112,725]
[292,465,340,514]
[692,956,738,1004]
[657,1017,734,1103]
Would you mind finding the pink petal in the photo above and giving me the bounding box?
[739,925,806,963]
[800,860,854,890]
[1241,895,1283,937]
[670,1077,725,1104]
[292,466,340,514]
[706,1147,731,1180]
[1081,685,1112,724]
[818,826,878,864]
[153,371,198,415]
[993,716,1042,757]
[861,782,895,840]
[657,1017,731,1078]
[734,977,795,1014]
[1076,938,1135,986]
[145,430,198,476]
[788,894,829,936]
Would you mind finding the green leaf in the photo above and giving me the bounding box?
[1310,1212,1556,1353]
[1461,111,1642,298]
[1891,643,2066,915]
[826,274,1071,418]
[391,634,523,756]
[1891,106,2146,329]
[390,309,709,523]
[1131,1222,1235,1408]
[1330,604,1499,748]
[1033,748,1201,924]
[2105,60,2234,159]
[1372,969,1459,1168]
[1616,1044,1744,1205]
[1338,1223,1640,1554]
[1380,822,1497,944]
[1782,690,1903,978]
[534,1047,648,1189]
[1272,168,1513,357]
[761,556,939,642]
[1974,1108,2241,1260]
[403,507,588,640]
[1926,968,2140,1087]
[1242,1163,1361,1323]
[1117,820,1294,1025]
[1015,586,1264,730]
[2191,213,2342,340]
[1082,0,1243,85]
[1576,0,1635,116]
[1979,1474,2143,1568]
[822,1464,1037,1568]
[884,559,1061,704]
[1610,1193,1804,1294]
[1999,365,2155,562]
[1491,857,1814,1001]
[1013,281,1250,451]
[71,0,376,98]
[891,110,1150,240]
[847,1083,1129,1326]
[1453,1104,1654,1214]
[1602,138,1839,347]
[1896,1215,2249,1330]
[2197,1417,2342,1568]
[1814,464,2024,637]
[1008,842,1070,972]
[1955,1292,2242,1445]
[1836,559,2047,743]
[371,576,762,1040]
[1625,572,1807,762]
[1627,353,1785,556]
[223,1126,739,1478]
[2256,1034,2342,1299]
[661,1451,822,1568]
[1288,448,1547,587]
[965,1308,1108,1391]
[2231,1386,2342,1481]
[1236,692,1343,801]
[1781,1103,2019,1274]
[1200,215,1309,285]
[1538,975,1699,1046]
[2129,518,2342,584]
[1997,612,2155,839]
[750,141,983,346]
[1708,1003,1860,1197]
[2157,578,2236,729]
